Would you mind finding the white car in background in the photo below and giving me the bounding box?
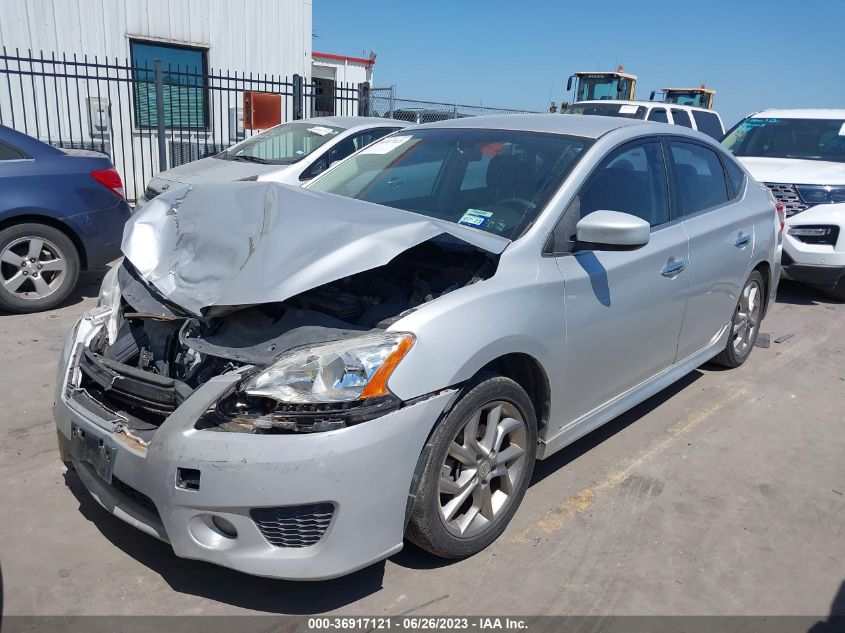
[138,117,407,207]
[565,100,725,139]
[723,109,845,299]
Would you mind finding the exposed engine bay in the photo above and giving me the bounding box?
[75,237,498,443]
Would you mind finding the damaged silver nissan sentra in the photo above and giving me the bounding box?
[54,115,780,579]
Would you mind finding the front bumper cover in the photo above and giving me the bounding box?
[54,317,453,580]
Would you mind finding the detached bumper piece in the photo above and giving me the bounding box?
[78,349,193,425]
[250,503,335,548]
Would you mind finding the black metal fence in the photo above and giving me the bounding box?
[0,48,368,202]
[370,86,539,123]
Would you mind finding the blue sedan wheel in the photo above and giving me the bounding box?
[0,223,80,313]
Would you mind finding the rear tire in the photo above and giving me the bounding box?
[0,223,80,313]
[712,270,765,368]
[406,373,537,558]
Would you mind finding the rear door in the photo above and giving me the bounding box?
[667,138,754,359]
[551,140,690,422]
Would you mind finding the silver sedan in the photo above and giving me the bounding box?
[54,114,780,579]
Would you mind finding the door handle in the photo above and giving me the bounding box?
[661,258,686,278]
[735,233,751,247]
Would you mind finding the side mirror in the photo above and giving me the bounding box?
[566,76,573,92]
[649,90,656,101]
[575,210,650,250]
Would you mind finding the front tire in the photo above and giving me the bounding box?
[406,374,537,558]
[0,223,80,313]
[712,270,765,368]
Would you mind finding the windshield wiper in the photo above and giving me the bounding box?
[228,154,271,164]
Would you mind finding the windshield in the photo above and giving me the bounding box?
[576,76,634,101]
[667,92,709,108]
[222,121,344,165]
[307,128,592,239]
[567,103,646,119]
[723,117,845,163]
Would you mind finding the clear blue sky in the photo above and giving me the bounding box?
[314,0,844,128]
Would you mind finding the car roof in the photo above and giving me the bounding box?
[574,99,714,113]
[412,113,647,138]
[750,109,845,119]
[301,116,409,130]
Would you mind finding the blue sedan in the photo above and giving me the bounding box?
[0,125,131,312]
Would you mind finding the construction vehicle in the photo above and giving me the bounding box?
[565,66,637,103]
[651,85,716,110]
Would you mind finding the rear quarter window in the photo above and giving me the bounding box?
[0,142,25,160]
[692,111,725,139]
[723,157,746,196]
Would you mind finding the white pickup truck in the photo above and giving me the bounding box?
[723,109,845,300]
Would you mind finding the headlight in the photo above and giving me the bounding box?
[243,332,414,404]
[794,185,845,205]
[96,266,123,344]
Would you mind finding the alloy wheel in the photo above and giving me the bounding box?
[732,277,763,356]
[0,237,68,301]
[438,401,529,538]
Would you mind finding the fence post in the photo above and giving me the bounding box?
[389,84,395,117]
[153,59,167,171]
[358,82,371,117]
[292,73,304,120]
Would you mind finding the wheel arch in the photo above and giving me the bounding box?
[0,212,88,269]
[751,259,773,317]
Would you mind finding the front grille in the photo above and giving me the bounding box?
[144,186,160,201]
[250,503,334,548]
[765,183,809,217]
[112,477,161,519]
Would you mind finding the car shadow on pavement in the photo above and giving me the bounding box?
[776,280,840,306]
[808,580,845,631]
[62,469,387,613]
[530,370,703,486]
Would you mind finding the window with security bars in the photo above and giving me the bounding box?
[130,39,209,129]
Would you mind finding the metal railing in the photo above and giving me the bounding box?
[369,86,539,123]
[0,48,366,202]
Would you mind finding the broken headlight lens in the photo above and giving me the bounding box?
[96,266,123,344]
[242,333,415,404]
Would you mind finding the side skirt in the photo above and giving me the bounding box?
[537,323,730,460]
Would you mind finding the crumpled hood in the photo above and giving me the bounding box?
[121,182,508,317]
[738,157,845,185]
[150,156,284,188]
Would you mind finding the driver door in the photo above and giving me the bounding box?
[550,140,690,427]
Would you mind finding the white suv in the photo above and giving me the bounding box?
[723,109,845,299]
[566,100,726,139]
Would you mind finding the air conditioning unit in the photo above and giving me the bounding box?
[87,97,110,137]
[168,140,226,168]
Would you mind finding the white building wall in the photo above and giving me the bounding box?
[0,0,312,77]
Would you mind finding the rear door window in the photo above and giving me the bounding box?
[671,109,693,128]
[691,111,725,139]
[668,141,730,216]
[647,108,668,123]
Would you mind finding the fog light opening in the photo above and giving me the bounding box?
[211,515,238,538]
